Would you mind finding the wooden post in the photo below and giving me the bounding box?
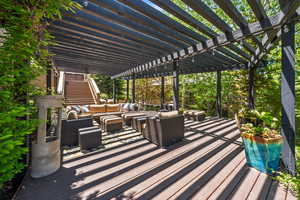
[126,79,129,102]
[248,67,256,110]
[281,22,296,175]
[160,76,165,109]
[216,71,222,117]
[46,65,52,95]
[132,75,135,103]
[113,79,116,104]
[172,61,179,110]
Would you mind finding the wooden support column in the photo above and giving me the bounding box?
[113,79,116,104]
[46,65,52,95]
[248,67,256,110]
[126,79,129,102]
[281,22,296,175]
[132,76,135,103]
[160,76,165,109]
[216,71,222,117]
[172,60,179,111]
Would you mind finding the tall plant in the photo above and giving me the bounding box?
[0,0,79,187]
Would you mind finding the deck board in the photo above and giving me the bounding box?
[121,129,241,199]
[16,118,296,200]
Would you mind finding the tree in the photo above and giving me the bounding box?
[93,74,125,100]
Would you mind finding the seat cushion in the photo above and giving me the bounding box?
[89,104,106,113]
[159,111,179,119]
[105,118,122,124]
[194,111,205,115]
[106,104,120,112]
[99,115,116,122]
[123,113,145,119]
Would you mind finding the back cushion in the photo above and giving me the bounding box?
[89,104,106,113]
[107,99,114,104]
[129,103,137,111]
[71,106,81,113]
[67,110,78,120]
[80,105,90,113]
[159,111,179,119]
[106,104,120,112]
[99,99,106,104]
[122,103,130,112]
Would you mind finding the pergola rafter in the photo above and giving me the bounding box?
[111,1,299,79]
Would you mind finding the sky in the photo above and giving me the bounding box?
[143,0,164,11]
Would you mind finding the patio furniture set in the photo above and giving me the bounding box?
[61,103,206,152]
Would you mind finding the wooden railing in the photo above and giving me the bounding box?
[87,75,100,104]
[57,71,65,95]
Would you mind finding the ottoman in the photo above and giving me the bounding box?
[136,117,148,132]
[99,115,117,130]
[104,117,123,132]
[132,116,147,131]
[79,128,102,151]
[122,113,146,126]
[183,110,192,120]
[193,111,206,121]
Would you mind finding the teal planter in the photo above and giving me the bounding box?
[242,133,282,174]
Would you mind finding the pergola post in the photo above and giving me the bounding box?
[126,79,129,102]
[216,71,222,117]
[160,76,165,109]
[281,22,296,175]
[172,60,179,111]
[113,79,116,104]
[132,75,135,103]
[248,67,256,110]
[46,65,52,95]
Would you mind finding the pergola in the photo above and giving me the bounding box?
[49,0,300,174]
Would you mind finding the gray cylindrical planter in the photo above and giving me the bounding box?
[31,95,63,178]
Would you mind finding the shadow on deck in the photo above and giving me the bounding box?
[16,118,295,200]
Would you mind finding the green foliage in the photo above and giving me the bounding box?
[93,74,124,100]
[0,0,79,188]
[276,148,300,197]
[239,110,280,137]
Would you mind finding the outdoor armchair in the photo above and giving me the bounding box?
[143,111,184,147]
[61,118,93,146]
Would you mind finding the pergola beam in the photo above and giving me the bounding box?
[149,0,251,61]
[212,0,262,48]
[50,26,163,57]
[73,0,187,49]
[112,2,300,79]
[246,0,268,22]
[54,15,175,54]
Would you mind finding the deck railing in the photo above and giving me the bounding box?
[57,71,65,95]
[87,75,100,104]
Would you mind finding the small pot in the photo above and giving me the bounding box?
[241,133,282,174]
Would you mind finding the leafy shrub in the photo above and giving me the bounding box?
[0,0,80,188]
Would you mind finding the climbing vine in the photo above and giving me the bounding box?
[0,0,80,188]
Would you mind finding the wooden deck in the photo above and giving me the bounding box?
[16,118,296,200]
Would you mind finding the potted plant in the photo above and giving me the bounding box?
[236,109,283,174]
